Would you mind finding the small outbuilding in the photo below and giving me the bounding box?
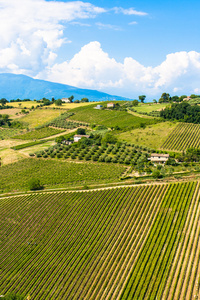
[74,135,90,142]
[150,153,169,164]
[94,104,103,109]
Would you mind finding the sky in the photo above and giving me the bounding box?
[0,0,200,99]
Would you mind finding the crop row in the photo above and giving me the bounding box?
[41,111,87,129]
[33,142,149,166]
[162,123,200,151]
[0,185,164,299]
[120,181,197,299]
[1,182,199,299]
[12,127,65,140]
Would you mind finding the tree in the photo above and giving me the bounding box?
[153,99,157,103]
[159,93,171,103]
[77,128,86,135]
[81,98,89,102]
[68,95,74,102]
[171,95,179,102]
[55,99,62,106]
[101,133,117,145]
[138,95,146,103]
[132,100,139,106]
[29,178,43,190]
[0,98,8,106]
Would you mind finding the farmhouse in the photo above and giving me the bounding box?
[74,135,90,142]
[183,96,191,101]
[61,98,71,103]
[107,102,115,108]
[150,153,169,164]
[94,104,103,109]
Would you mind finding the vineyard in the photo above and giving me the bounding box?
[1,182,200,299]
[0,159,125,192]
[12,127,65,140]
[69,104,159,129]
[162,122,200,151]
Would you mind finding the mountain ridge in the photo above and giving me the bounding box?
[0,73,128,101]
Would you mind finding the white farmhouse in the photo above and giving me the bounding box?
[74,135,90,142]
[61,98,71,103]
[150,153,169,164]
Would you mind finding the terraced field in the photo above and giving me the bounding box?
[162,123,200,151]
[1,182,200,299]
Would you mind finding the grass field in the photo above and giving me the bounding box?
[1,182,200,299]
[117,121,177,149]
[0,108,21,118]
[69,104,159,129]
[12,127,65,140]
[162,123,200,151]
[0,128,22,139]
[10,101,99,109]
[19,109,66,128]
[0,158,125,192]
[132,103,168,113]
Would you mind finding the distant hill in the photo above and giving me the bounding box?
[0,73,128,101]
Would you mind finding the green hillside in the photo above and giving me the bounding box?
[69,103,159,129]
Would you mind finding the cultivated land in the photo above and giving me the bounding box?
[1,182,200,299]
[69,103,159,129]
[162,122,200,151]
[117,121,177,150]
[132,102,167,113]
[2,100,200,299]
[0,158,126,192]
[10,101,97,109]
[19,109,66,128]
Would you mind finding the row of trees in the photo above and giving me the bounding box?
[160,102,200,123]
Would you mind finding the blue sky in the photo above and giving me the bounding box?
[0,0,200,99]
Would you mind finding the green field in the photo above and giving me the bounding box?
[132,102,167,113]
[69,104,159,129]
[117,121,177,149]
[12,127,65,140]
[162,122,200,151]
[0,158,125,192]
[1,182,200,299]
[0,128,21,139]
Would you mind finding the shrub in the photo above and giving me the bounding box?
[4,293,25,300]
[29,178,43,190]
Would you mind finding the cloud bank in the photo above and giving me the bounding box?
[0,0,105,75]
[42,41,200,97]
[0,0,200,98]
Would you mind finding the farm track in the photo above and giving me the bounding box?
[1,181,200,299]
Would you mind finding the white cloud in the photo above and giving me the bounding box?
[129,21,138,25]
[70,21,91,27]
[96,22,122,31]
[114,7,148,16]
[0,0,105,75]
[42,42,200,97]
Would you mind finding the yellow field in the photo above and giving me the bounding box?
[49,101,99,109]
[10,101,98,109]
[117,121,177,149]
[0,108,21,119]
[10,101,38,108]
[19,108,65,128]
